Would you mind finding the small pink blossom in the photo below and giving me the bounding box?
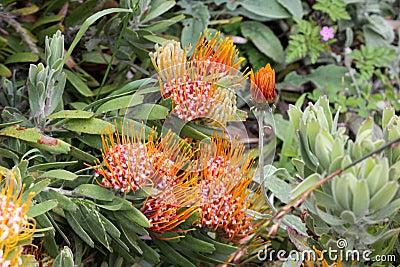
[320,26,334,41]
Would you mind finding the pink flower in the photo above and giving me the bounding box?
[320,26,334,41]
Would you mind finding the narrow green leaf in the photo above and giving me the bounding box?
[142,0,175,23]
[154,239,196,267]
[65,210,95,248]
[27,199,58,217]
[28,161,78,172]
[64,69,93,97]
[0,63,11,77]
[127,104,169,120]
[22,179,51,202]
[5,52,39,64]
[74,184,115,201]
[45,189,78,212]
[178,236,215,253]
[30,15,64,30]
[61,8,132,69]
[47,110,94,119]
[95,95,144,115]
[39,169,78,181]
[118,207,151,228]
[64,118,115,135]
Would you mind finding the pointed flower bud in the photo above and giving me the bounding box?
[250,64,276,105]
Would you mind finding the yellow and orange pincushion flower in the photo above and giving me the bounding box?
[250,63,277,105]
[0,171,35,267]
[195,136,267,244]
[149,31,248,125]
[191,30,244,72]
[94,124,199,235]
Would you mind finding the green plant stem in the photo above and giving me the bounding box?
[257,108,277,214]
[43,187,76,197]
[96,13,132,100]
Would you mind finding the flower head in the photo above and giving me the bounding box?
[94,124,192,193]
[160,64,219,121]
[149,40,186,81]
[191,31,244,72]
[141,187,199,236]
[320,26,334,41]
[0,171,35,267]
[150,33,248,124]
[195,136,266,243]
[250,63,276,105]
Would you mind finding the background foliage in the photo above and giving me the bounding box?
[0,0,400,266]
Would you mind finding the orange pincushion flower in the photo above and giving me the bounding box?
[0,171,35,267]
[192,31,244,72]
[94,124,193,193]
[250,63,276,104]
[158,62,219,121]
[196,136,267,243]
[141,185,199,236]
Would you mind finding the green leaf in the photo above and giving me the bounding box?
[64,118,115,135]
[0,126,41,142]
[137,239,160,264]
[0,148,19,161]
[178,236,215,253]
[95,95,144,115]
[126,104,170,120]
[30,15,64,30]
[290,173,320,199]
[180,2,210,47]
[22,179,51,202]
[65,210,95,248]
[143,34,168,44]
[64,69,93,97]
[28,161,78,172]
[313,0,350,21]
[11,5,39,15]
[47,110,94,119]
[114,211,149,236]
[27,199,58,217]
[39,169,78,181]
[237,0,290,19]
[81,52,118,65]
[69,146,97,163]
[52,247,74,267]
[118,207,151,228]
[27,138,71,154]
[153,239,196,267]
[74,184,115,201]
[109,78,157,96]
[78,204,112,251]
[0,63,12,77]
[62,8,132,68]
[45,189,78,212]
[142,0,176,23]
[277,0,302,18]
[145,14,185,33]
[241,21,284,63]
[5,52,39,64]
[308,65,352,98]
[96,198,126,211]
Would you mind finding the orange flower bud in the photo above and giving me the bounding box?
[250,64,276,104]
